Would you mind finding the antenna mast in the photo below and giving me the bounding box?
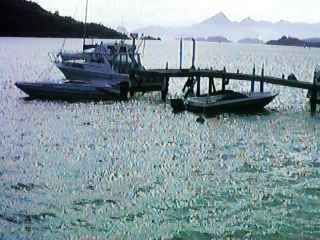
[83,0,88,51]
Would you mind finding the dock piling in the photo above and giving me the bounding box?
[196,75,201,96]
[260,64,264,93]
[196,67,201,97]
[209,67,214,95]
[179,38,183,69]
[251,64,256,92]
[222,67,227,91]
[191,38,196,69]
[161,62,169,101]
[310,67,320,112]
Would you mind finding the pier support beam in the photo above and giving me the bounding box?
[161,62,169,101]
[222,67,228,91]
[162,77,169,101]
[260,64,264,93]
[208,68,216,95]
[196,76,201,96]
[222,78,226,91]
[190,76,195,97]
[179,38,183,69]
[191,38,196,69]
[310,67,319,112]
[183,76,195,98]
[251,65,256,93]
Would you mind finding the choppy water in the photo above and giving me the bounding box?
[0,37,320,239]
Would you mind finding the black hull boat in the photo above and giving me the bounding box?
[171,91,278,114]
[15,80,129,101]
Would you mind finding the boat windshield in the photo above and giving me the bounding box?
[90,53,105,63]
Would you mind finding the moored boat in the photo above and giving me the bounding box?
[188,91,277,113]
[171,91,278,114]
[15,79,129,101]
[55,34,164,94]
[55,39,142,81]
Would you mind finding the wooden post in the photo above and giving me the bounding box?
[82,0,89,51]
[183,76,195,98]
[222,67,227,91]
[310,67,319,112]
[162,62,169,101]
[196,75,201,96]
[212,78,216,93]
[179,38,183,69]
[260,64,264,93]
[191,76,195,96]
[251,64,256,93]
[209,77,212,95]
[209,67,214,95]
[191,38,196,69]
[131,35,136,70]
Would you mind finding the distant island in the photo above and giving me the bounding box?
[206,36,232,43]
[304,38,320,43]
[266,36,320,48]
[182,36,232,43]
[0,0,127,39]
[237,38,264,44]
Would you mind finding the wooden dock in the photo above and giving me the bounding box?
[132,38,320,112]
[135,68,320,90]
[133,67,320,112]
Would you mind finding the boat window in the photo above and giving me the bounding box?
[90,53,105,63]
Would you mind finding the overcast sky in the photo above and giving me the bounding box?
[33,0,320,30]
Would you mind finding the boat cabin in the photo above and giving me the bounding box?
[58,40,143,75]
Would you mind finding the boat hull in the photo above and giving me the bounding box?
[56,64,163,92]
[15,81,128,101]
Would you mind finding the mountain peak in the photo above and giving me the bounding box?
[215,12,227,18]
[212,12,230,21]
[278,19,290,24]
[240,17,255,24]
[201,12,231,25]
